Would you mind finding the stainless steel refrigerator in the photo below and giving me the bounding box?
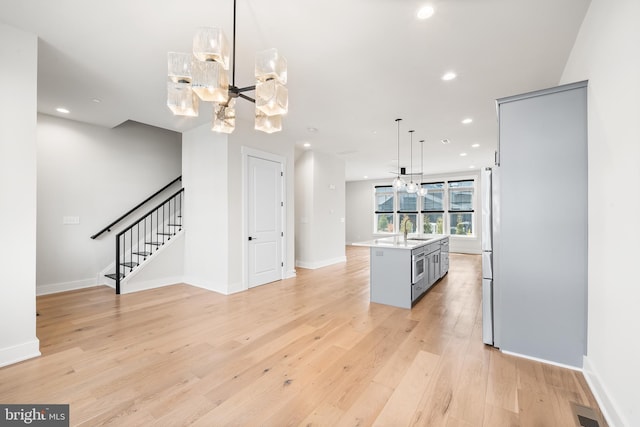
[481,167,496,346]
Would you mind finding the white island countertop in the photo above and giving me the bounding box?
[353,234,448,250]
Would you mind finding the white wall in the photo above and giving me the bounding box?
[182,119,296,293]
[182,125,230,293]
[0,23,40,367]
[36,115,182,293]
[295,150,346,269]
[560,1,640,425]
[228,122,297,283]
[122,232,184,294]
[346,170,482,254]
[295,150,315,266]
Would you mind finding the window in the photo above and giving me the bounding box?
[421,182,444,234]
[397,188,418,234]
[374,186,395,233]
[373,178,476,236]
[448,180,474,235]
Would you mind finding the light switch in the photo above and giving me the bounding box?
[63,216,80,225]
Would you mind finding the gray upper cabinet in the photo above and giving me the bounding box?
[495,81,588,367]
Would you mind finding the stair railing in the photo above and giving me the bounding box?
[111,188,184,294]
[91,176,182,240]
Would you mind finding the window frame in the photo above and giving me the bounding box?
[446,179,475,236]
[372,176,477,237]
[374,185,396,234]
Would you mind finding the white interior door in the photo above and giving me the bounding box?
[247,155,283,288]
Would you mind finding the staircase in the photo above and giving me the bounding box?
[104,188,184,294]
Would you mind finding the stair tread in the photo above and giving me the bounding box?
[105,273,124,280]
[132,251,151,256]
[167,224,182,226]
[145,241,163,245]
[157,232,173,235]
[120,262,138,268]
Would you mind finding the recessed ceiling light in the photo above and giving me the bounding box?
[471,143,480,148]
[442,72,457,81]
[56,107,70,114]
[417,5,435,19]
[92,98,101,103]
[303,142,311,148]
[460,152,468,157]
[441,139,450,144]
[469,165,476,169]
[364,175,369,179]
[462,118,473,124]
[307,126,318,133]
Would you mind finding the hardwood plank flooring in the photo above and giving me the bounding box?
[0,246,606,426]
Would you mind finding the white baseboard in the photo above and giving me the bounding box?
[296,256,347,270]
[501,349,582,371]
[0,339,40,368]
[226,281,245,295]
[36,278,98,296]
[583,356,626,427]
[284,269,297,279]
[120,276,183,294]
[182,276,228,295]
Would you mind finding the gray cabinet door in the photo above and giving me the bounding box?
[495,81,587,367]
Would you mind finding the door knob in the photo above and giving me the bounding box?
[248,236,257,241]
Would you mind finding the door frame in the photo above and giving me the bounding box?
[241,146,286,289]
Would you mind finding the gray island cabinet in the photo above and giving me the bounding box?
[354,235,449,309]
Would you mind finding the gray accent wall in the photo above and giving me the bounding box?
[495,81,587,367]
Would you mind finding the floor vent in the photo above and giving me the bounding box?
[571,402,606,427]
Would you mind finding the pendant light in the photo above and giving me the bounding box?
[406,130,418,193]
[418,139,428,197]
[392,118,406,189]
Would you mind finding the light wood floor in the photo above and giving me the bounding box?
[0,247,605,426]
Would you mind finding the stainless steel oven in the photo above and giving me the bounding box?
[412,248,426,284]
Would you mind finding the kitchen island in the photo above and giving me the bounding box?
[354,235,449,309]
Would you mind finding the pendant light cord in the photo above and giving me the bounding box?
[420,139,424,183]
[395,118,402,177]
[409,130,415,182]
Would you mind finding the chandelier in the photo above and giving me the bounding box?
[166,0,288,134]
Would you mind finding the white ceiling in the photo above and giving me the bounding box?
[1,0,590,181]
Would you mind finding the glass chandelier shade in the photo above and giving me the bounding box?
[255,48,287,84]
[406,181,418,194]
[256,79,288,116]
[193,27,230,69]
[212,99,236,134]
[392,176,406,189]
[166,82,199,117]
[418,185,427,197]
[168,52,193,84]
[255,110,282,133]
[166,21,287,134]
[191,60,229,103]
